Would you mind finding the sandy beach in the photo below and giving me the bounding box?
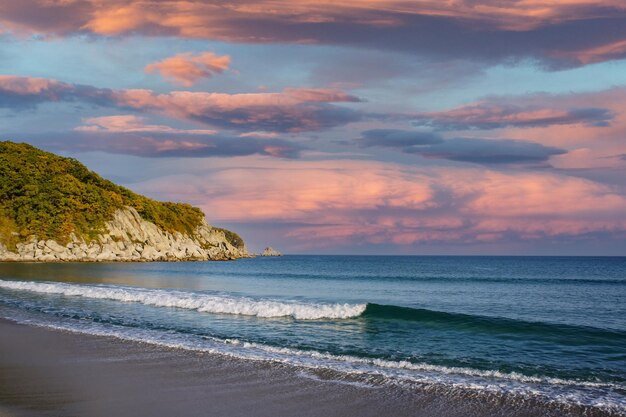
[1,317,619,417]
[0,319,423,417]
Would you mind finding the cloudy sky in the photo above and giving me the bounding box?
[1,1,626,255]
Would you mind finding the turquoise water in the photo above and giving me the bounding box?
[0,256,625,414]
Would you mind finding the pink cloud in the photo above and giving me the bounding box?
[145,52,231,86]
[0,75,64,94]
[414,101,613,130]
[238,131,279,138]
[109,88,362,131]
[282,88,362,103]
[0,75,79,107]
[462,171,626,217]
[412,87,626,170]
[0,76,363,132]
[75,115,217,135]
[551,39,626,65]
[131,158,626,250]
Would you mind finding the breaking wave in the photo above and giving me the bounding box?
[0,280,366,320]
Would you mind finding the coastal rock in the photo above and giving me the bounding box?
[261,247,282,257]
[0,207,249,263]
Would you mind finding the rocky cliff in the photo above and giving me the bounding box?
[0,207,248,262]
[0,141,249,262]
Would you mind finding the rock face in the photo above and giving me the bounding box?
[0,207,248,262]
[261,247,282,257]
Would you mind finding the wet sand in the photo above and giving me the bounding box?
[0,319,427,417]
[0,319,615,417]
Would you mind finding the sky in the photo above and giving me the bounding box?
[1,1,626,255]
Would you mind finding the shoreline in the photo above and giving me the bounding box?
[0,318,422,417]
[0,318,620,417]
[0,257,245,263]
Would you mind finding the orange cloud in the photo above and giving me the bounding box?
[2,1,626,67]
[4,1,625,34]
[145,52,231,86]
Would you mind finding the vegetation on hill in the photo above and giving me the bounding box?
[0,141,214,248]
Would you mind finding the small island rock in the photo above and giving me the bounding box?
[261,247,282,257]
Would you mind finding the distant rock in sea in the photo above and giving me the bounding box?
[0,141,249,262]
[261,247,282,257]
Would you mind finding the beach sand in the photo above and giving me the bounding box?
[0,319,614,417]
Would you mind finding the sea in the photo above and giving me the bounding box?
[0,256,624,416]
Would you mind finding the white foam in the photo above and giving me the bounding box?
[0,280,366,320]
[233,340,620,390]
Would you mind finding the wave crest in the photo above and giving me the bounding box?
[0,280,366,320]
